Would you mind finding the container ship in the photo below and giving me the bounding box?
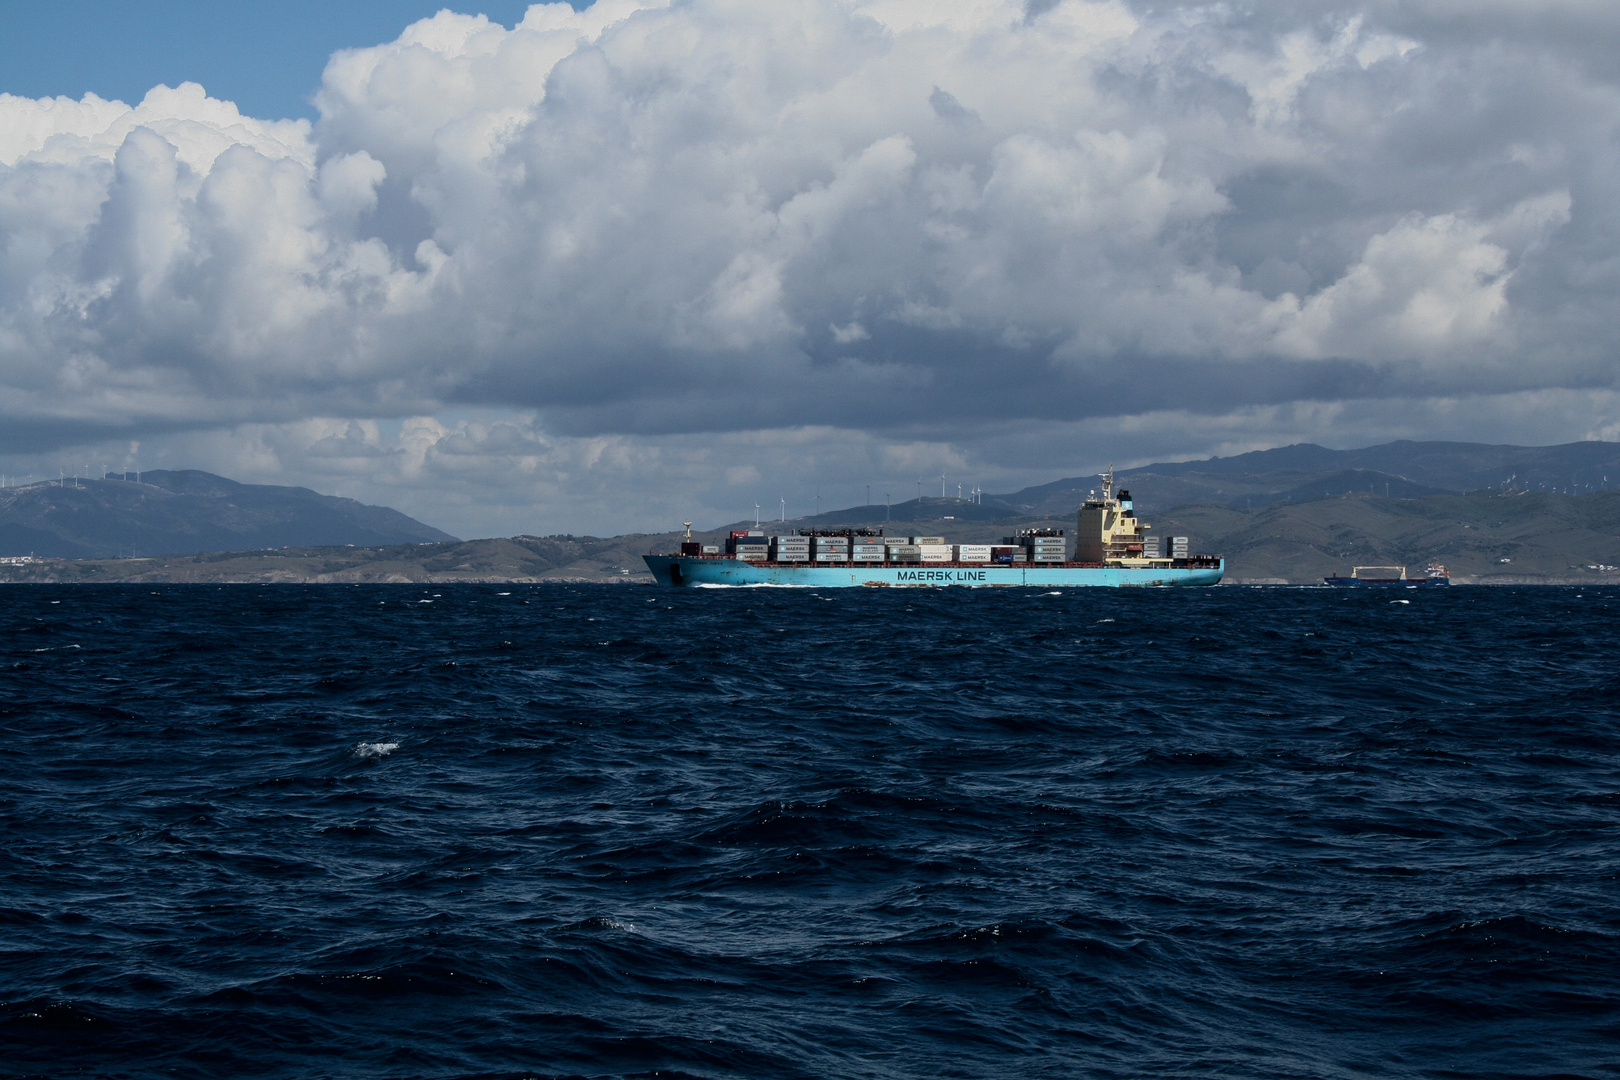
[1324,563,1450,586]
[644,472,1223,588]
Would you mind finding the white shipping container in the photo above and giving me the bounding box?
[955,548,991,562]
[917,544,951,557]
[814,554,848,562]
[920,553,951,562]
[1031,553,1066,562]
[776,552,810,562]
[852,553,886,562]
[913,536,946,545]
[956,545,992,556]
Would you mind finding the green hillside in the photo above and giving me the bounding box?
[1153,490,1620,583]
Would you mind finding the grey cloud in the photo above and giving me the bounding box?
[2,0,1619,534]
[929,87,980,128]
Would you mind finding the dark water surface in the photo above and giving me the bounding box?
[2,583,1617,1079]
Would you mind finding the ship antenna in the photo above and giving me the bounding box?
[683,521,692,542]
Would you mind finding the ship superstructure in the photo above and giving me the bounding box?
[644,470,1223,587]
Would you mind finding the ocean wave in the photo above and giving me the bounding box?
[0,583,1616,1078]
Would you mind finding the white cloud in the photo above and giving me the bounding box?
[1,0,1618,533]
[0,82,311,173]
[1270,208,1509,360]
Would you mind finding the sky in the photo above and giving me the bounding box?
[2,0,1619,538]
[0,1,554,121]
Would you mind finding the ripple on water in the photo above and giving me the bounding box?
[0,583,1617,1079]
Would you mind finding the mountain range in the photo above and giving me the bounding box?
[0,470,457,558]
[4,440,1620,580]
[6,486,1615,585]
[984,439,1620,516]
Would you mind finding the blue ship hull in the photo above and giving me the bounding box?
[644,556,1225,588]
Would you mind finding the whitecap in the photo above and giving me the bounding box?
[1391,599,1411,605]
[355,741,400,758]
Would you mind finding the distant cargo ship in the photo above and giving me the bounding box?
[1323,563,1451,586]
[645,471,1224,588]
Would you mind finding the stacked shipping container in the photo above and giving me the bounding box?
[851,541,885,562]
[726,530,770,560]
[812,535,849,562]
[771,535,811,562]
[713,528,1151,565]
[1004,530,1067,562]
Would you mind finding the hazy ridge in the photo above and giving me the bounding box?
[0,470,456,558]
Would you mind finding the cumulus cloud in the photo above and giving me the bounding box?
[2,0,1619,532]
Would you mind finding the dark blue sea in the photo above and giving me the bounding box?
[2,583,1617,1080]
